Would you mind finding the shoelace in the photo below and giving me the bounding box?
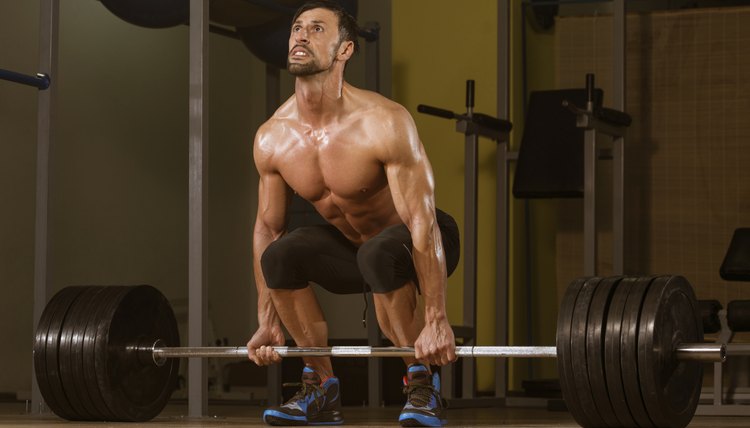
[282,382,326,408]
[402,383,438,407]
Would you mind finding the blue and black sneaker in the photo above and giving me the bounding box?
[399,364,447,427]
[263,366,344,426]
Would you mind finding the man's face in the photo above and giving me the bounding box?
[287,8,342,76]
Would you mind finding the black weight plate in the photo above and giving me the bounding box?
[83,287,124,421]
[92,286,140,421]
[585,276,622,427]
[33,286,73,420]
[604,277,638,427]
[556,276,593,428]
[570,277,606,427]
[638,275,703,428]
[96,285,180,421]
[71,287,111,420]
[58,286,103,420]
[39,286,89,421]
[92,285,136,420]
[621,276,656,428]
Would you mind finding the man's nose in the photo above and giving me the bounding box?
[294,28,309,44]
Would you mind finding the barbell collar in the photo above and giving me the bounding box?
[150,343,725,364]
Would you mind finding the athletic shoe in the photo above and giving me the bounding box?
[263,366,344,426]
[399,364,447,427]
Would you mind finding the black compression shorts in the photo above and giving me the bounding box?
[260,209,460,294]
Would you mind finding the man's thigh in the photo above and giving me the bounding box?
[261,225,365,294]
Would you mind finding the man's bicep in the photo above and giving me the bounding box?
[382,127,437,229]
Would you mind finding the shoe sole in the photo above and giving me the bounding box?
[264,412,344,426]
[399,414,446,427]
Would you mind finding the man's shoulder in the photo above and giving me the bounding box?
[350,86,408,115]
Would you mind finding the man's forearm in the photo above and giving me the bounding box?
[411,224,449,322]
[253,230,281,328]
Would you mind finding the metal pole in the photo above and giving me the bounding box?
[363,32,383,407]
[264,64,282,407]
[154,346,558,360]
[495,0,510,401]
[31,0,59,415]
[612,0,626,275]
[583,127,597,276]
[188,0,209,418]
[462,80,478,399]
[151,343,725,362]
[364,22,380,94]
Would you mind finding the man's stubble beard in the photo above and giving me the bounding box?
[287,60,324,76]
[287,44,340,76]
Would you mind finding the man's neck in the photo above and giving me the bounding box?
[294,71,346,127]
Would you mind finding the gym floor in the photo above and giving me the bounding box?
[1,402,749,427]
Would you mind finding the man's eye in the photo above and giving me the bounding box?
[314,26,323,32]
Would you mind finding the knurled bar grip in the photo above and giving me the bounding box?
[150,343,725,366]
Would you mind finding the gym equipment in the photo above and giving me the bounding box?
[696,228,750,416]
[99,0,189,28]
[34,275,723,426]
[97,0,361,69]
[0,68,50,90]
[418,80,513,402]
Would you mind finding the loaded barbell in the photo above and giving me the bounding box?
[33,275,723,427]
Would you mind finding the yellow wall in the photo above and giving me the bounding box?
[392,0,499,391]
[393,1,561,391]
[513,3,561,384]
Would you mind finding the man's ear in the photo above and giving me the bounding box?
[337,40,354,61]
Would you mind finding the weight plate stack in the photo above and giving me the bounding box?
[94,285,180,422]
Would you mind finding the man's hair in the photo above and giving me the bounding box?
[291,0,360,54]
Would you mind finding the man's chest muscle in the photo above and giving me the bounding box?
[279,141,388,202]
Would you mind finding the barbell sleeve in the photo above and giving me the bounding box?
[150,343,725,366]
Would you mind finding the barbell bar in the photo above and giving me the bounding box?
[33,275,718,427]
[148,343,725,365]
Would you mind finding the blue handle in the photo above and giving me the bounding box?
[0,68,50,90]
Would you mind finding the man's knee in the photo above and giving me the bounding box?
[260,238,308,290]
[357,235,412,294]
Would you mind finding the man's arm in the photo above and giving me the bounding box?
[379,106,456,366]
[247,123,291,365]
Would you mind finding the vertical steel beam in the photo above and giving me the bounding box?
[364,23,380,94]
[612,0,626,275]
[583,128,597,276]
[188,0,209,418]
[265,65,280,119]
[366,295,382,407]
[495,0,510,400]
[265,64,282,407]
[31,0,59,414]
[462,130,478,399]
[363,34,383,407]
